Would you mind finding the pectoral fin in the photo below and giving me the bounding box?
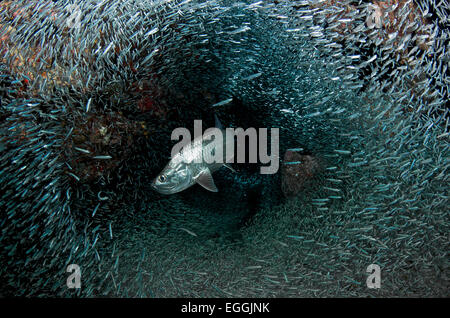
[195,168,218,192]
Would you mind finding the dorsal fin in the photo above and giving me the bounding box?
[214,114,223,130]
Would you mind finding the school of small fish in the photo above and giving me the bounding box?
[0,0,448,297]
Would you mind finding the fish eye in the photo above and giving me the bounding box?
[158,174,166,183]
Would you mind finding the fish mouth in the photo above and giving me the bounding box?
[150,181,170,194]
[150,181,179,195]
[152,186,172,195]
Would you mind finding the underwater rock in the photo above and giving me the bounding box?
[131,79,172,118]
[281,151,323,198]
[64,111,145,182]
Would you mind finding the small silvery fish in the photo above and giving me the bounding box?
[152,116,235,194]
[212,98,233,107]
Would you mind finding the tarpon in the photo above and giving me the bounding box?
[152,116,235,194]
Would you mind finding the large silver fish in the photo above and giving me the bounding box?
[152,116,235,194]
